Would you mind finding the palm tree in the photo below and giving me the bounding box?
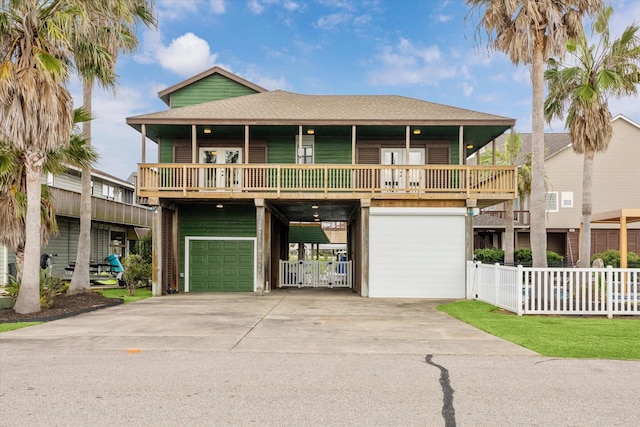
[0,1,144,314]
[480,132,533,264]
[0,108,98,280]
[68,0,156,296]
[467,0,604,267]
[545,6,640,267]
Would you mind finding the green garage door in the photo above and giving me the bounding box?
[189,240,254,292]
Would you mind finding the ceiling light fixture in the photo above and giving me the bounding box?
[413,129,421,135]
[306,129,315,135]
[216,204,223,208]
[311,205,319,209]
[314,218,320,222]
[466,144,474,149]
[204,127,212,134]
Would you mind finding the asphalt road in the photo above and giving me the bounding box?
[1,292,638,426]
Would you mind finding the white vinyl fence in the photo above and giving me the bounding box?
[279,260,353,289]
[467,262,640,318]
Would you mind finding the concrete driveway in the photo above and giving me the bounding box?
[2,290,639,426]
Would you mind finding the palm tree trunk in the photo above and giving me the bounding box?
[529,37,548,268]
[14,151,44,314]
[504,199,515,264]
[68,80,93,294]
[579,150,594,268]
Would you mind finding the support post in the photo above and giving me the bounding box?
[351,125,356,164]
[360,199,370,297]
[151,205,162,296]
[192,124,197,163]
[255,199,266,295]
[458,125,464,165]
[245,125,250,164]
[141,124,146,164]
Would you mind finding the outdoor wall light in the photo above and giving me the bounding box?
[306,129,315,135]
[413,129,421,135]
[204,127,212,134]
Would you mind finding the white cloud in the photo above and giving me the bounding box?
[432,14,452,23]
[157,33,218,77]
[248,0,301,15]
[461,83,474,97]
[369,38,453,86]
[316,12,351,29]
[209,0,226,14]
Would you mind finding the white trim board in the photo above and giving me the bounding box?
[184,236,257,293]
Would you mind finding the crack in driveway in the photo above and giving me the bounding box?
[425,354,456,427]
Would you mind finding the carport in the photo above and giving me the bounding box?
[590,208,640,268]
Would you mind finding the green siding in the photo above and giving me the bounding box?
[315,138,351,164]
[159,138,173,163]
[179,204,256,290]
[171,75,258,108]
[449,140,459,165]
[267,138,296,164]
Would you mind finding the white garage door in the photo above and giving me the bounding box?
[369,207,466,298]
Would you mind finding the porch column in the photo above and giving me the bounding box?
[405,125,410,163]
[141,124,146,163]
[191,124,197,163]
[172,208,180,292]
[265,209,272,292]
[360,199,370,297]
[151,205,163,296]
[298,125,303,163]
[244,125,250,164]
[255,199,266,295]
[351,125,356,164]
[621,215,628,268]
[458,125,464,165]
[491,138,496,165]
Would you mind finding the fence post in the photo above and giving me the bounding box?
[517,264,523,316]
[494,263,500,306]
[606,265,613,319]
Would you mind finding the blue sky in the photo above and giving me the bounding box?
[70,0,640,180]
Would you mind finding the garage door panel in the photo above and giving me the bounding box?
[188,239,255,292]
[369,208,466,298]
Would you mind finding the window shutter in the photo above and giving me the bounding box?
[427,146,450,165]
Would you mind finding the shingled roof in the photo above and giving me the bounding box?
[490,132,572,165]
[127,90,514,126]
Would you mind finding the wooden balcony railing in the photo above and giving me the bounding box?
[137,163,517,201]
[50,187,153,227]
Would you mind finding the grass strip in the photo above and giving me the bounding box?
[0,322,42,332]
[438,300,640,360]
[97,288,152,304]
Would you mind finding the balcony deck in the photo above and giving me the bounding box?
[51,187,153,227]
[137,164,517,205]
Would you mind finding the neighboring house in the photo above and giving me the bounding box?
[475,115,640,265]
[126,66,517,298]
[1,167,153,284]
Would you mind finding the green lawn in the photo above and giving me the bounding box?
[438,300,640,360]
[0,322,42,333]
[97,288,152,304]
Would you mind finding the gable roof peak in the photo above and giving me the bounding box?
[158,66,268,106]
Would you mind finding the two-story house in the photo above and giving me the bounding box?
[126,66,517,298]
[1,168,153,283]
[475,115,640,265]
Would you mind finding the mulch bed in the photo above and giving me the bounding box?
[0,292,123,323]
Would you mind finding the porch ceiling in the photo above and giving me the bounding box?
[270,200,359,223]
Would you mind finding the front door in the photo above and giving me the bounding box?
[199,147,242,190]
[381,148,424,190]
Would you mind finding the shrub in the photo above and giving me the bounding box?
[5,270,68,308]
[473,248,504,264]
[514,249,563,266]
[122,254,151,296]
[591,250,640,268]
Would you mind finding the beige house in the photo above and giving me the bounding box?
[476,115,640,265]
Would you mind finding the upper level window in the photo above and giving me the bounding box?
[102,183,115,200]
[561,192,574,208]
[545,192,558,212]
[296,135,314,164]
[46,173,54,186]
